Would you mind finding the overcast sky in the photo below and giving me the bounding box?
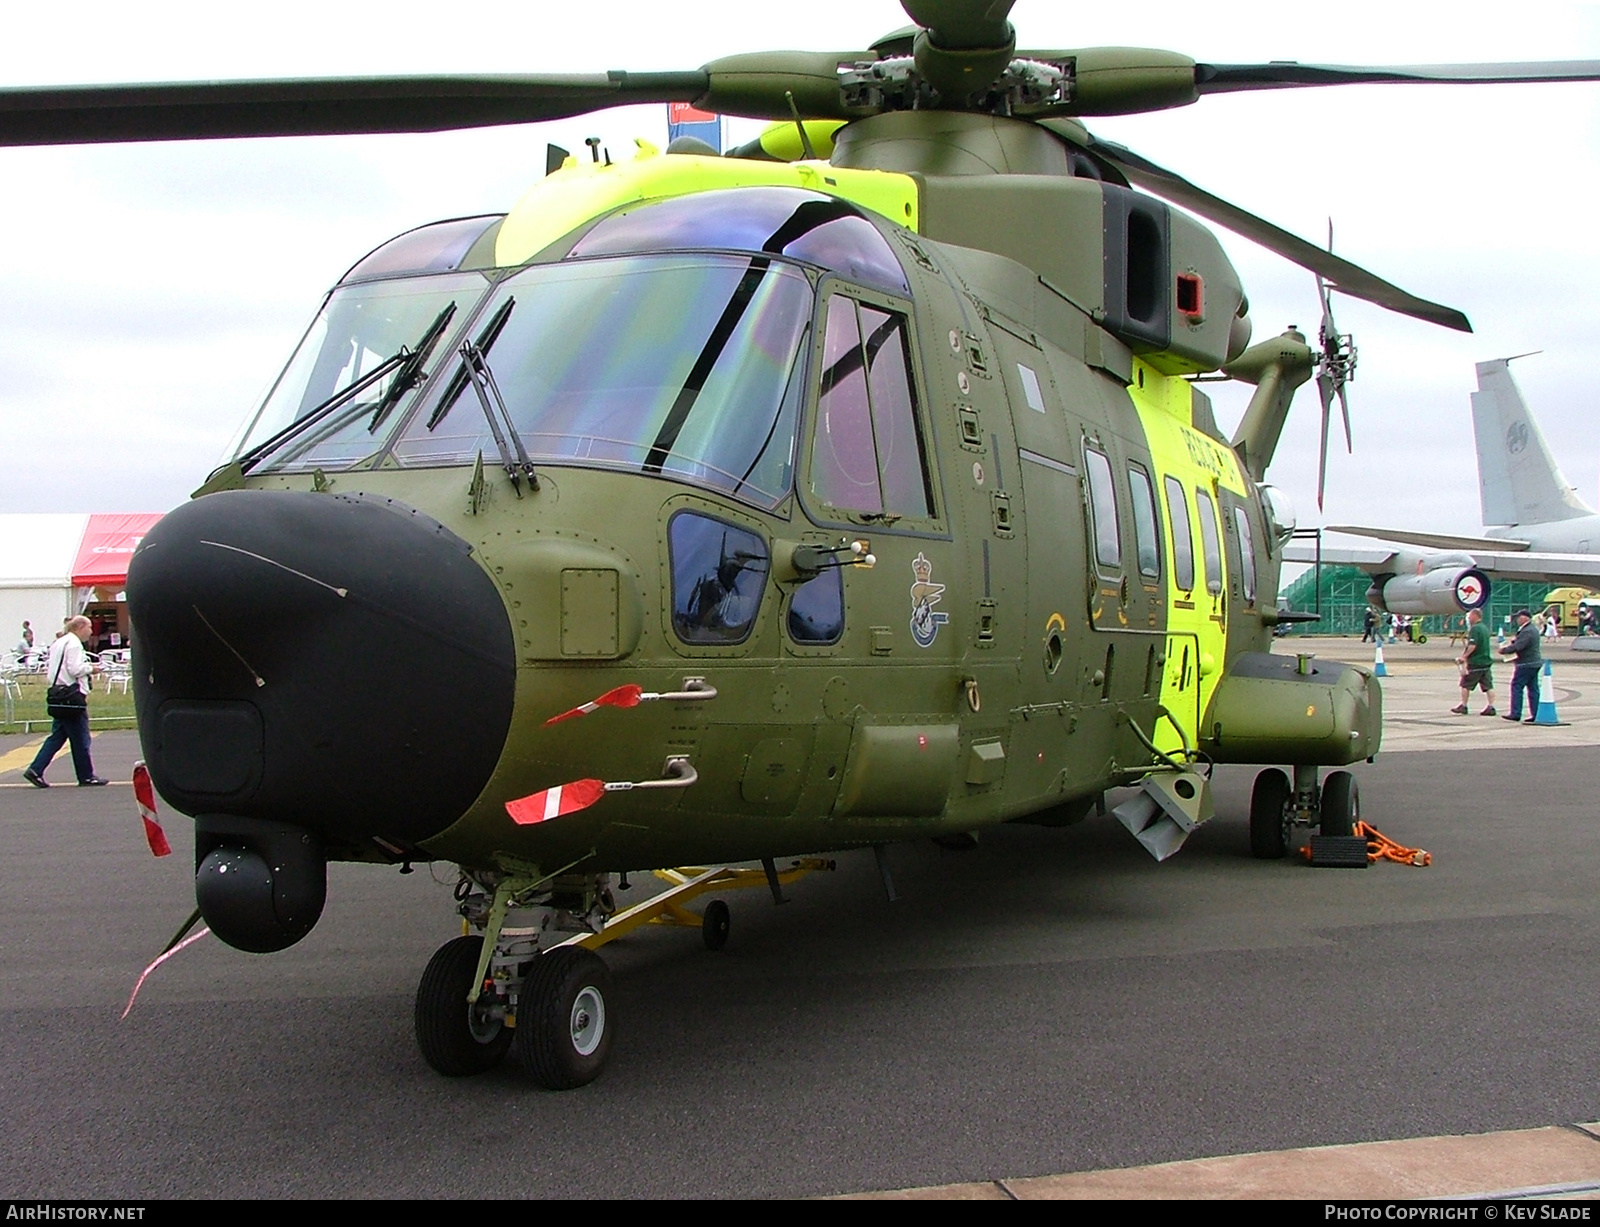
[3,0,1599,538]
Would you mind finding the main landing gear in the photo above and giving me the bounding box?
[1249,764,1360,859]
[414,859,831,1089]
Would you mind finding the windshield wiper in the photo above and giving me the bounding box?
[238,350,409,475]
[429,298,515,431]
[459,338,539,496]
[238,302,458,474]
[366,303,457,433]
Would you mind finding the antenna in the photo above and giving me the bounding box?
[783,91,817,160]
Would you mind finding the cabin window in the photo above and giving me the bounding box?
[1233,506,1258,603]
[1129,464,1161,579]
[1164,476,1194,592]
[668,512,770,645]
[787,566,844,645]
[809,295,933,519]
[1195,488,1223,597]
[1085,448,1121,569]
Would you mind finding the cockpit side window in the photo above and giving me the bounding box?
[668,512,771,645]
[812,296,880,513]
[788,566,844,645]
[808,294,932,520]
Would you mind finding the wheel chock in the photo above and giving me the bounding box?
[1300,822,1432,869]
[1306,834,1370,868]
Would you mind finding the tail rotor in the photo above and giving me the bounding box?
[1314,221,1358,509]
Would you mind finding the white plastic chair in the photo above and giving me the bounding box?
[103,659,132,694]
[0,664,20,724]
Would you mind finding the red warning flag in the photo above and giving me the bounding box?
[132,762,171,857]
[506,778,606,825]
[544,684,644,725]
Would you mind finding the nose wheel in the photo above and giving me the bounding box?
[512,946,614,1090]
[414,935,513,1076]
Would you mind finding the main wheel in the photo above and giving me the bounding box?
[1320,770,1360,838]
[514,946,614,1090]
[415,935,512,1076]
[1249,768,1291,859]
[702,899,730,951]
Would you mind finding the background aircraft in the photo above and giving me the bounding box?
[1286,356,1600,613]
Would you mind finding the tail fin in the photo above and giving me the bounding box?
[1470,356,1592,526]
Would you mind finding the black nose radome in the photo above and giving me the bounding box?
[128,490,516,855]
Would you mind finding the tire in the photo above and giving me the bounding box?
[1249,768,1291,859]
[1320,770,1360,838]
[702,900,730,951]
[514,946,614,1090]
[415,935,512,1077]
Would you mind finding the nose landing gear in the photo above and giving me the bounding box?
[413,858,834,1088]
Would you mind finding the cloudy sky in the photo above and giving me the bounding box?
[3,0,1599,539]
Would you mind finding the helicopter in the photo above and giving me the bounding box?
[7,1,1599,1090]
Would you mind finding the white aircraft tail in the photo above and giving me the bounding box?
[1471,356,1592,526]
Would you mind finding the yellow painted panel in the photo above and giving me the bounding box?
[1129,368,1246,755]
[495,146,919,267]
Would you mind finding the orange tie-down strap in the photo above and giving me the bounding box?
[1300,821,1432,867]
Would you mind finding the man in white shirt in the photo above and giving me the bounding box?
[23,615,107,787]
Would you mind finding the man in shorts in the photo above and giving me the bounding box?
[1452,607,1496,716]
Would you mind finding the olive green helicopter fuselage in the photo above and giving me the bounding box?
[128,110,1380,939]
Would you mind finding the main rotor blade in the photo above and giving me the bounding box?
[0,71,709,146]
[1082,135,1472,332]
[1196,60,1600,95]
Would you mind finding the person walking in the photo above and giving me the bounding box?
[1499,607,1543,724]
[21,615,107,787]
[1361,607,1376,643]
[1451,608,1497,716]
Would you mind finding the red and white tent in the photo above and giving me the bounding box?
[0,512,163,650]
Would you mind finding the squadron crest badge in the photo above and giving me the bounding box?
[909,552,949,648]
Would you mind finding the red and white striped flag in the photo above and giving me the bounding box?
[506,778,606,825]
[544,684,645,725]
[132,762,171,857]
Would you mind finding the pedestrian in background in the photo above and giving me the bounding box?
[1499,608,1543,724]
[1452,608,1496,716]
[22,615,107,787]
